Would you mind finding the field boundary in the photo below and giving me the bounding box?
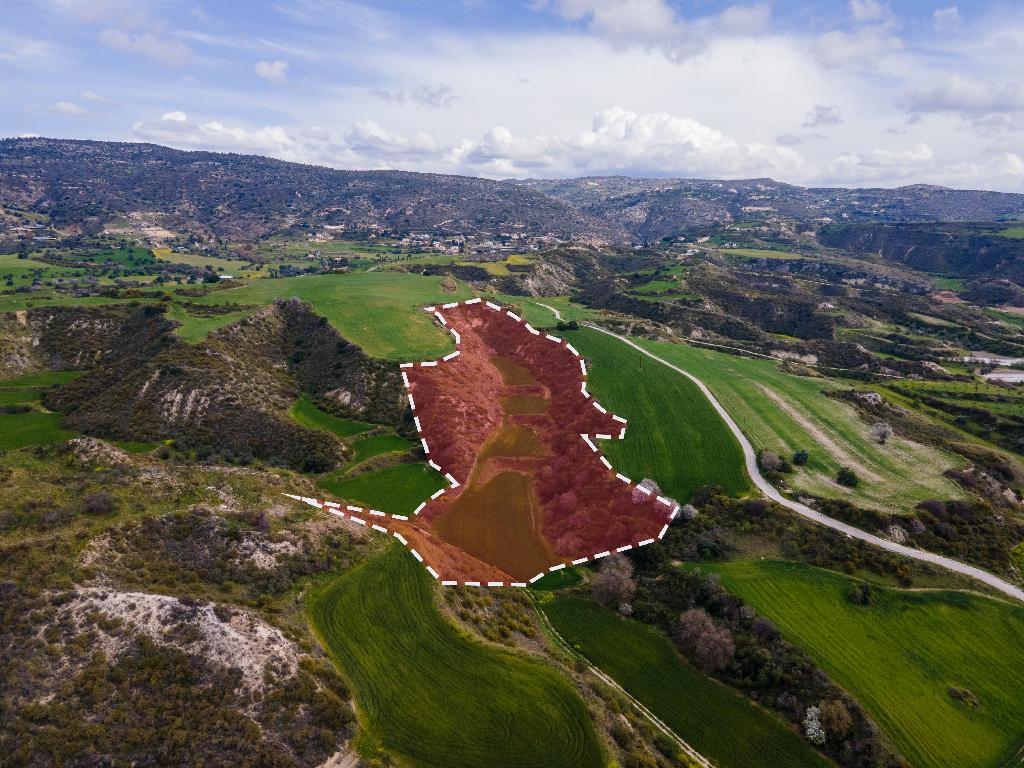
[286,297,681,588]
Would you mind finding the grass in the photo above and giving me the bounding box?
[165,303,255,342]
[0,410,74,450]
[0,371,84,387]
[317,463,446,514]
[290,395,373,438]
[309,547,603,768]
[997,226,1024,239]
[708,559,1024,768]
[543,598,828,768]
[932,276,966,292]
[348,433,415,466]
[720,248,805,260]
[0,389,43,404]
[530,566,582,591]
[153,248,264,276]
[630,338,964,513]
[563,327,750,501]
[185,272,472,360]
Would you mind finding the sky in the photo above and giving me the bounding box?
[2,0,1024,191]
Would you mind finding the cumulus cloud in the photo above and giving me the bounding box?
[98,28,192,67]
[803,105,843,128]
[533,1,771,62]
[344,120,440,160]
[372,84,456,109]
[255,59,289,84]
[811,0,901,68]
[48,101,88,117]
[993,153,1024,177]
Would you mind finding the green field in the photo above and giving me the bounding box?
[154,248,264,276]
[290,395,374,438]
[997,226,1024,239]
[720,248,805,260]
[309,547,603,768]
[165,303,255,342]
[0,253,88,282]
[0,410,74,450]
[184,272,471,359]
[544,598,827,768]
[631,338,964,512]
[349,433,415,466]
[564,327,750,501]
[318,463,446,514]
[0,370,83,388]
[710,560,1024,768]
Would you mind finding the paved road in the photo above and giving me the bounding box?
[534,303,1024,603]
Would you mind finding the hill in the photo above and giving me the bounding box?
[0,138,627,243]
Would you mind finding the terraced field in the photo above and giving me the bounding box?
[186,272,471,359]
[563,328,750,501]
[544,598,827,768]
[0,371,82,450]
[309,547,603,768]
[631,338,964,512]
[710,560,1024,768]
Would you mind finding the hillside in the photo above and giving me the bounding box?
[517,177,1024,241]
[0,138,627,243]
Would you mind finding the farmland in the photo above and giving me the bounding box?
[348,432,415,466]
[309,547,604,768]
[543,598,828,768]
[709,559,1024,768]
[184,272,471,359]
[317,463,447,514]
[289,395,373,438]
[631,337,965,512]
[563,327,750,501]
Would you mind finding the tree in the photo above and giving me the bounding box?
[870,421,894,445]
[836,466,859,487]
[793,448,809,466]
[591,554,635,609]
[758,449,783,473]
[676,608,735,673]
[819,698,853,738]
[803,706,826,745]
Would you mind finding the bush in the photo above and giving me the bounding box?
[81,492,116,516]
[592,554,636,610]
[676,608,735,673]
[793,449,809,466]
[836,467,859,487]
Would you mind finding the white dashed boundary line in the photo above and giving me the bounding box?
[284,298,678,588]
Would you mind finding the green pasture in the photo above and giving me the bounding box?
[318,463,446,514]
[563,327,750,501]
[632,338,964,512]
[544,598,828,768]
[184,272,472,359]
[309,547,603,768]
[290,395,374,438]
[710,559,1024,768]
[348,433,415,466]
[0,410,74,450]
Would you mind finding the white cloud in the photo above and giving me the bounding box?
[372,84,456,109]
[80,89,110,103]
[829,142,934,181]
[903,75,1024,116]
[811,27,902,68]
[993,152,1024,177]
[849,0,894,25]
[48,101,88,117]
[255,59,289,84]
[161,110,189,122]
[0,33,64,70]
[933,6,960,30]
[533,1,771,62]
[803,104,843,128]
[98,28,193,67]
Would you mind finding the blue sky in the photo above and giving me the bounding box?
[2,0,1023,190]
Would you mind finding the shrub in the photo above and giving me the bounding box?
[836,467,859,487]
[793,449,809,466]
[820,698,853,738]
[81,492,116,516]
[592,554,636,609]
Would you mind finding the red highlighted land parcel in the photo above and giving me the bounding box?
[290,299,679,586]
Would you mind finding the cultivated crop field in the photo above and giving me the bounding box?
[710,560,1024,768]
[309,547,603,768]
[633,338,965,512]
[289,395,373,438]
[543,598,828,768]
[317,463,447,514]
[185,272,471,359]
[563,328,750,501]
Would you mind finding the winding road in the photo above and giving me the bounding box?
[536,303,1024,603]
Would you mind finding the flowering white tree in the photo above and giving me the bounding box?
[803,706,826,745]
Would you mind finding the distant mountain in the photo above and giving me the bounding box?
[0,138,627,243]
[4,139,1023,246]
[515,176,1024,241]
